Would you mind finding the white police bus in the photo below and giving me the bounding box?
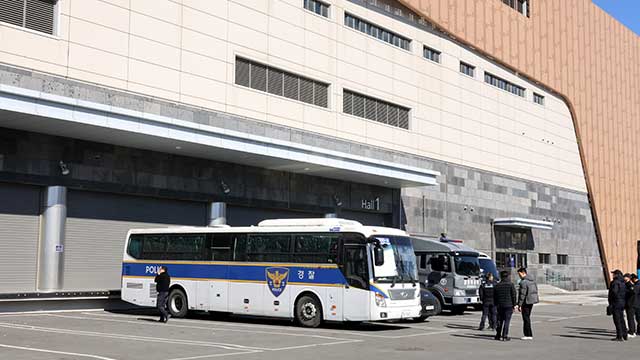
[121,218,420,327]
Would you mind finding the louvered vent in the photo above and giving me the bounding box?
[0,0,25,27]
[250,63,267,92]
[343,90,410,130]
[364,98,376,120]
[235,58,250,87]
[343,91,352,114]
[299,78,314,105]
[0,0,56,35]
[283,72,299,100]
[235,57,329,108]
[313,82,328,108]
[25,0,54,34]
[267,68,283,96]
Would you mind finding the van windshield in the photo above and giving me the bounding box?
[454,255,480,276]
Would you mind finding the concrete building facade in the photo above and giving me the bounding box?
[0,0,627,293]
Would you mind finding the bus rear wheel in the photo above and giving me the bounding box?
[295,295,322,328]
[168,288,189,318]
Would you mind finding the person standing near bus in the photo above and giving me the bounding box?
[494,270,517,341]
[516,267,539,340]
[155,266,171,323]
[478,272,497,331]
[623,273,636,338]
[631,274,640,336]
[608,269,628,341]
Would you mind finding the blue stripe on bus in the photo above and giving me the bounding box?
[122,262,349,285]
[369,284,388,298]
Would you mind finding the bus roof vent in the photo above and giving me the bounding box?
[257,218,363,228]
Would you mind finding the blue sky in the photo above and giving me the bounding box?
[592,0,640,36]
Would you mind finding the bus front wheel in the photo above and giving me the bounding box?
[295,295,323,328]
[168,288,189,318]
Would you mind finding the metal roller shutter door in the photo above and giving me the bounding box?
[64,191,206,291]
[0,183,40,293]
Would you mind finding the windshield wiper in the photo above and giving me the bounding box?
[399,259,417,287]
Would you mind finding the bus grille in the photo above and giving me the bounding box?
[388,289,416,300]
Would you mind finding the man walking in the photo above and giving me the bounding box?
[517,267,539,340]
[155,266,171,323]
[478,272,497,331]
[494,270,517,341]
[623,273,636,338]
[608,269,628,341]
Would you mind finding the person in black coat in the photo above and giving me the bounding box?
[631,274,640,335]
[608,269,628,341]
[478,272,497,331]
[624,273,636,338]
[155,266,171,323]
[493,270,517,341]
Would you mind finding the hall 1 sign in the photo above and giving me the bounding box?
[361,197,380,211]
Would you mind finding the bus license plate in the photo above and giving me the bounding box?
[402,311,411,318]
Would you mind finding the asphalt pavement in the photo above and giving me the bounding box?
[0,302,636,360]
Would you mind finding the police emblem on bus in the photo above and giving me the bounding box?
[266,267,289,297]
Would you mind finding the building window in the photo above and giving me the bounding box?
[303,0,329,18]
[343,90,410,129]
[0,0,57,35]
[557,254,568,265]
[495,227,533,250]
[423,46,441,63]
[460,62,475,77]
[534,93,545,105]
[484,72,526,97]
[344,13,411,51]
[496,252,527,269]
[235,57,329,108]
[502,0,530,17]
[538,253,550,264]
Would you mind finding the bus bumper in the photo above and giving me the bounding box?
[451,296,480,305]
[371,306,421,321]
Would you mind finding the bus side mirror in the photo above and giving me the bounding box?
[374,246,384,266]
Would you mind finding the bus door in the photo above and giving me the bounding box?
[341,244,370,321]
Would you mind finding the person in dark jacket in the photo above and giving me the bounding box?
[155,266,171,323]
[478,272,497,331]
[494,270,517,341]
[517,267,539,340]
[623,273,636,338]
[608,269,628,341]
[631,274,640,335]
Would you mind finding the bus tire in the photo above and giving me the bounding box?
[295,294,323,328]
[168,288,189,318]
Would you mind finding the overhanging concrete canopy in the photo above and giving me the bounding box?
[492,217,554,230]
[0,84,439,188]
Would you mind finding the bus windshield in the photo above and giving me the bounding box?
[454,255,480,277]
[372,236,418,284]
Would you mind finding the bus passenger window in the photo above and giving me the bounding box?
[142,235,167,260]
[127,235,143,259]
[211,234,235,261]
[166,234,206,260]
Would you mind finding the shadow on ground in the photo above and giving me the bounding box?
[107,308,413,332]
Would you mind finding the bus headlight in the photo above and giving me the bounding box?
[375,293,387,307]
[454,289,465,297]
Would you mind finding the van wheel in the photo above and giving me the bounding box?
[168,288,188,318]
[433,295,443,315]
[295,295,323,328]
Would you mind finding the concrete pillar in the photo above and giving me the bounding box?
[38,186,67,291]
[208,202,227,226]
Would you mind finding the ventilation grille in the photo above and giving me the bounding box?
[0,0,56,35]
[343,90,410,130]
[235,57,329,108]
